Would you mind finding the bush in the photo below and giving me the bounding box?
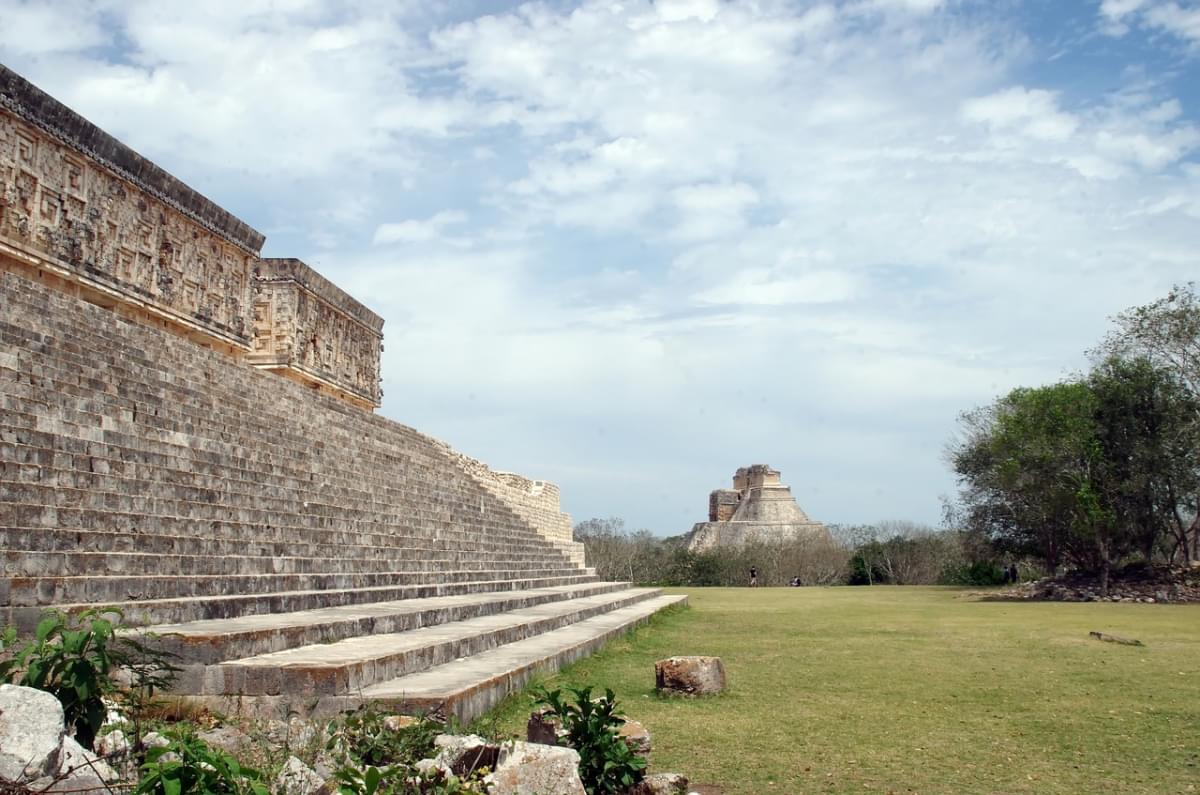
[326,704,441,769]
[135,726,268,795]
[0,608,178,749]
[532,686,645,795]
[940,561,1007,586]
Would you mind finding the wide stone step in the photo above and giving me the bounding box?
[0,500,566,556]
[216,598,691,720]
[7,566,589,605]
[0,526,568,564]
[343,595,687,723]
[198,588,662,696]
[1,549,545,577]
[139,581,633,666]
[2,573,601,630]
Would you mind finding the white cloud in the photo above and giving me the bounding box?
[1099,0,1200,43]
[373,210,469,245]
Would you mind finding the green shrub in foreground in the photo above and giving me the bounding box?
[135,726,268,795]
[0,608,178,749]
[532,685,646,795]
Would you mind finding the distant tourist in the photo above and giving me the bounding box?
[790,576,801,587]
[749,566,758,587]
[1008,563,1019,584]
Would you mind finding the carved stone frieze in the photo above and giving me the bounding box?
[0,115,256,345]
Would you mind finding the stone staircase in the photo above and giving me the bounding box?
[0,270,685,721]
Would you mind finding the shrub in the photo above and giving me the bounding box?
[0,608,178,749]
[135,726,268,795]
[325,704,441,769]
[532,686,645,795]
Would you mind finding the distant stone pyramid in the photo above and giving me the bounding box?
[686,465,830,551]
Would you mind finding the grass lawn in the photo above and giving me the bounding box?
[477,587,1200,795]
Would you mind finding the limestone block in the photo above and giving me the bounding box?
[93,729,129,759]
[618,719,652,757]
[526,706,563,746]
[0,684,65,782]
[60,736,118,783]
[655,656,726,696]
[484,741,585,795]
[628,773,690,795]
[274,755,325,795]
[432,733,499,776]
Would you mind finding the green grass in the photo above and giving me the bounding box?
[477,587,1200,795]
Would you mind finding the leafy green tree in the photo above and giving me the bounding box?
[1099,283,1200,560]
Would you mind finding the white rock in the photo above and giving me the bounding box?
[0,684,65,783]
[273,755,325,795]
[433,733,498,775]
[94,729,129,758]
[484,741,585,795]
[60,736,118,783]
[141,731,170,749]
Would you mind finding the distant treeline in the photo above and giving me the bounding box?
[582,285,1200,592]
[573,518,1010,587]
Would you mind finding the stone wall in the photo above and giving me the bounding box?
[0,64,262,350]
[250,258,383,408]
[435,444,585,566]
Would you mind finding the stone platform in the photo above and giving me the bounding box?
[0,64,685,721]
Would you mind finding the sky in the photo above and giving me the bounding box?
[2,0,1198,535]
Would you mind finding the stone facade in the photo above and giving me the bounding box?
[0,66,261,350]
[436,443,584,565]
[0,63,580,569]
[0,64,382,408]
[686,465,829,551]
[250,258,383,409]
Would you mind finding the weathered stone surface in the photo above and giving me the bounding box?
[140,732,171,750]
[250,258,383,408]
[198,725,251,754]
[627,772,690,795]
[60,736,118,783]
[655,656,726,696]
[686,465,829,552]
[485,742,586,795]
[382,715,420,732]
[0,684,65,782]
[274,755,325,795]
[526,706,563,746]
[94,730,129,759]
[618,719,652,757]
[433,733,499,776]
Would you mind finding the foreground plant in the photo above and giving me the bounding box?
[532,685,646,795]
[0,608,179,749]
[135,726,268,795]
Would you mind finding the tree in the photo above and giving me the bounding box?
[1088,356,1200,564]
[1099,283,1200,559]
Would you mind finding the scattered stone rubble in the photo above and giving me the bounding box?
[995,564,1200,603]
[0,687,695,795]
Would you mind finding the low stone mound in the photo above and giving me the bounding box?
[985,563,1200,603]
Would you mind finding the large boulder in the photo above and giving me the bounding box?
[485,741,586,795]
[655,656,726,696]
[0,684,66,783]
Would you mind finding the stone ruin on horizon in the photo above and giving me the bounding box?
[685,464,830,552]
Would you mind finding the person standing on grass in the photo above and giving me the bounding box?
[749,566,758,587]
